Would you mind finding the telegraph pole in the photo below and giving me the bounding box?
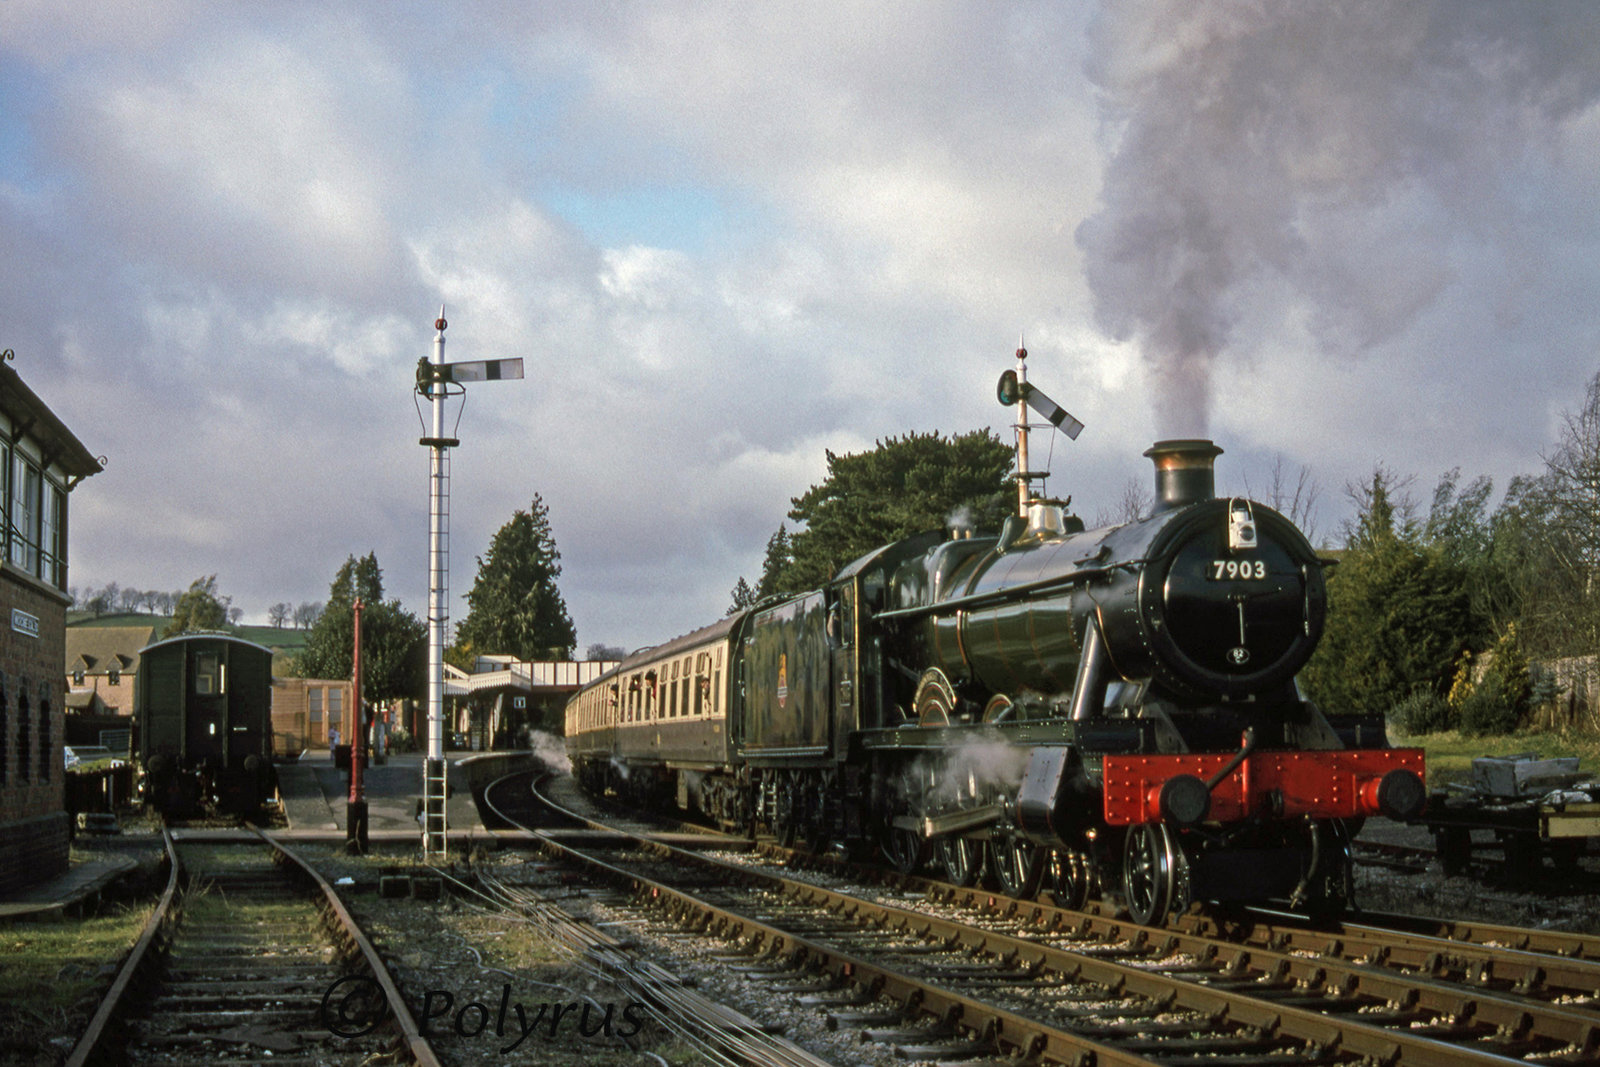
[415,309,522,862]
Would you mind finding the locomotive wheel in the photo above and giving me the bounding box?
[885,827,927,874]
[1122,823,1177,926]
[988,832,1044,899]
[913,668,958,725]
[937,835,985,886]
[981,694,1015,723]
[801,774,831,853]
[1047,849,1094,910]
[772,776,798,848]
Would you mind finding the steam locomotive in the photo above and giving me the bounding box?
[568,409,1424,923]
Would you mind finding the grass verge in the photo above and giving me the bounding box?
[1389,725,1600,791]
[0,900,154,1063]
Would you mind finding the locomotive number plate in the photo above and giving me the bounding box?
[1209,559,1267,580]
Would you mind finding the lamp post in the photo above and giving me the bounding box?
[346,597,368,853]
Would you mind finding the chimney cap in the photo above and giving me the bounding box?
[1143,439,1224,466]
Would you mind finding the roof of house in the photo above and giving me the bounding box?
[66,625,158,676]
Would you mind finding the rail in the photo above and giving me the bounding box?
[512,768,1600,1065]
[65,827,439,1066]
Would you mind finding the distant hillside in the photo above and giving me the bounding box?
[67,611,311,658]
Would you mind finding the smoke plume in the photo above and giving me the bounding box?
[1076,3,1600,436]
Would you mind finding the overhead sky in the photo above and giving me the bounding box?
[4,2,1599,653]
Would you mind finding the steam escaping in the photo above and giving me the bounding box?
[528,729,571,775]
[1076,4,1600,436]
[924,738,1034,811]
[947,505,975,536]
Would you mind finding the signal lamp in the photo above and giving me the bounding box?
[997,369,1022,406]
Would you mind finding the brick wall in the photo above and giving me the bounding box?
[0,566,71,889]
[0,813,69,896]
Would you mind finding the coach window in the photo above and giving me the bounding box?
[309,687,323,740]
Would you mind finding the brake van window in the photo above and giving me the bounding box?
[195,652,220,694]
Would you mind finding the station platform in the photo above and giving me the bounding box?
[0,852,141,922]
[274,750,486,834]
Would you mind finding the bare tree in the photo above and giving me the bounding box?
[1544,370,1600,571]
[1092,476,1153,527]
[1244,454,1322,544]
[268,602,292,628]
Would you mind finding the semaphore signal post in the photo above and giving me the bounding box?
[415,309,523,861]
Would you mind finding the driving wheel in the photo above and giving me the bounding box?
[988,832,1044,899]
[1048,849,1094,910]
[937,835,985,886]
[1122,823,1176,926]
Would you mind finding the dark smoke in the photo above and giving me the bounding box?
[1076,2,1600,437]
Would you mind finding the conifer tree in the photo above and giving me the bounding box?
[456,496,577,661]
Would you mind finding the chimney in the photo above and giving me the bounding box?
[1144,439,1223,512]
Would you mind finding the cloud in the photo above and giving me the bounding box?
[2,1,1598,653]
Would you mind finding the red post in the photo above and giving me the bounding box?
[347,597,369,852]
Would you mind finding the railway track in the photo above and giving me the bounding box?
[489,769,1600,1065]
[67,828,437,1066]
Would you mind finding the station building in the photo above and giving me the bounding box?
[0,359,101,896]
[271,676,355,758]
[394,656,618,751]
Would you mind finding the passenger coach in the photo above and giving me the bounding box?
[567,618,743,821]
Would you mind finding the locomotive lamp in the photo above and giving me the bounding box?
[1227,499,1259,551]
